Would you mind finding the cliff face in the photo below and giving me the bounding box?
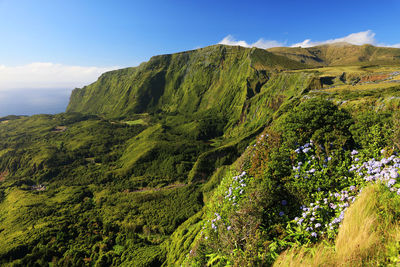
[67,45,307,118]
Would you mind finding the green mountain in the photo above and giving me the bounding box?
[67,45,307,118]
[268,43,400,66]
[1,44,400,266]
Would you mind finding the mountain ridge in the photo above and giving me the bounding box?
[67,44,308,118]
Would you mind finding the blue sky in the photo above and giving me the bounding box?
[0,0,399,115]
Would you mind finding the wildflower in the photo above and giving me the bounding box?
[354,158,360,162]
[390,170,399,179]
[281,200,287,206]
[311,232,318,237]
[297,218,304,225]
[310,168,316,174]
[349,185,356,191]
[279,211,285,216]
[315,223,321,228]
[310,217,315,222]
[303,147,311,153]
[227,226,231,231]
[351,150,358,155]
[329,203,337,209]
[388,179,396,186]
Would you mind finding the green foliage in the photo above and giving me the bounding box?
[278,97,354,150]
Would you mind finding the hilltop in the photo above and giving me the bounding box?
[268,43,400,66]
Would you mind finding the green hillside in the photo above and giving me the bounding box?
[1,44,400,266]
[67,45,307,118]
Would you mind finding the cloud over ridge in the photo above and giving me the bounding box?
[219,30,400,49]
[219,35,285,49]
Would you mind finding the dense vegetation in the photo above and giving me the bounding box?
[1,44,400,266]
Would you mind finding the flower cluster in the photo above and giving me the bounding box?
[224,171,248,206]
[288,144,400,243]
[293,185,359,239]
[349,152,400,193]
[204,171,251,237]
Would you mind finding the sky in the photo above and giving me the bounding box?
[0,0,399,116]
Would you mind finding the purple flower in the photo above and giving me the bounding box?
[315,223,321,228]
[388,179,396,186]
[349,185,356,191]
[279,211,285,216]
[329,203,337,209]
[281,200,287,206]
[351,150,358,155]
[311,232,317,237]
[390,170,399,179]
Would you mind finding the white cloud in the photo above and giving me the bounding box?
[291,30,376,48]
[219,30,400,50]
[387,43,400,48]
[0,62,119,90]
[219,35,284,49]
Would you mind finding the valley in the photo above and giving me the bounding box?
[1,43,400,266]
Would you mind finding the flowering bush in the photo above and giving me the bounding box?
[201,170,251,239]
[279,144,400,247]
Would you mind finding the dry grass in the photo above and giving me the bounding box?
[273,185,400,267]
